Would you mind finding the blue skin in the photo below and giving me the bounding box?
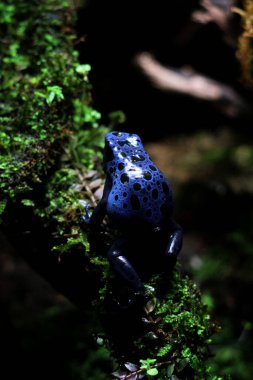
[85,131,183,295]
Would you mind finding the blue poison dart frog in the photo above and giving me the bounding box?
[84,131,183,296]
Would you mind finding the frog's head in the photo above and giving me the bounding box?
[103,131,144,171]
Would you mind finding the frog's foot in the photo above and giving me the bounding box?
[111,291,147,312]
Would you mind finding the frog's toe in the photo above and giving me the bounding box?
[79,201,93,224]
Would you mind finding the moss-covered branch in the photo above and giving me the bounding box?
[0,0,106,203]
[0,0,109,254]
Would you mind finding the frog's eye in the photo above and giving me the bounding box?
[112,132,122,137]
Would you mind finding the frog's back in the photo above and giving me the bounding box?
[104,131,174,227]
[107,160,173,227]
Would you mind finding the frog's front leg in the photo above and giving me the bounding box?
[165,220,183,259]
[88,199,107,228]
[83,177,111,228]
[82,199,107,229]
[107,238,145,295]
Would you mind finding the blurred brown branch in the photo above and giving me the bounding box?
[135,52,247,118]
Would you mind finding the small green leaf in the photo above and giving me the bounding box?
[46,91,55,105]
[108,110,126,126]
[96,337,104,346]
[147,368,158,376]
[46,85,64,105]
[0,199,7,215]
[34,90,46,98]
[157,344,172,357]
[21,199,35,207]
[76,64,91,75]
[167,364,175,377]
[140,358,156,370]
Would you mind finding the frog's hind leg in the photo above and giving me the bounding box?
[107,238,145,295]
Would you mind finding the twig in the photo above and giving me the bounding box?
[192,0,238,46]
[112,360,172,380]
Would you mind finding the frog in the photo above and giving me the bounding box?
[84,131,183,296]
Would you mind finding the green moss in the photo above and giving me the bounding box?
[107,270,220,379]
[0,0,105,203]
[0,0,110,255]
[141,272,218,379]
